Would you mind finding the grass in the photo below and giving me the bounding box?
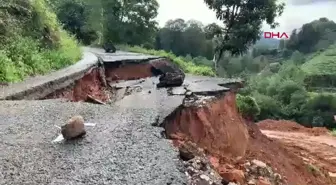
[118,45,215,76]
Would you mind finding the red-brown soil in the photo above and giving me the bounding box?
[104,58,177,81]
[262,130,336,175]
[164,92,333,185]
[245,121,332,185]
[44,67,109,102]
[258,119,329,136]
[164,92,249,159]
[105,63,153,81]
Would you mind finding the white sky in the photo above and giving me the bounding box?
[156,0,336,35]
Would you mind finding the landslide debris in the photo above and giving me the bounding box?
[161,87,333,185]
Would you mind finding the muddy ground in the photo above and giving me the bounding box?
[258,120,336,184]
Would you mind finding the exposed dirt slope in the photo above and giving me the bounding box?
[43,68,110,102]
[163,92,333,185]
[163,92,249,159]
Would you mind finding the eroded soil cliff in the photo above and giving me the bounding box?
[162,91,333,185]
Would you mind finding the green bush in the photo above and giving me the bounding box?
[252,92,283,120]
[118,45,215,76]
[300,93,336,128]
[236,94,260,120]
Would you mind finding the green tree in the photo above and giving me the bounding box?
[203,0,285,74]
[54,0,97,45]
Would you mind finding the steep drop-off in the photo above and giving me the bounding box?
[162,91,333,185]
[163,92,249,160]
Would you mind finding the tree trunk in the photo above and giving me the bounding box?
[213,49,224,76]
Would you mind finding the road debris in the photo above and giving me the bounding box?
[52,116,97,143]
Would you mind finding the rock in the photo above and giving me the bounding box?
[219,169,245,184]
[157,72,185,88]
[179,146,195,161]
[200,174,211,181]
[61,115,86,140]
[252,160,267,168]
[178,141,205,161]
[227,183,238,185]
[329,172,336,182]
[248,179,257,184]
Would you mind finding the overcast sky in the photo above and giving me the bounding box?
[156,0,336,34]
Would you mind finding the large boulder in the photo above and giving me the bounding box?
[157,72,185,88]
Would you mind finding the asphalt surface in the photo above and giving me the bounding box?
[0,48,240,185]
[85,47,160,62]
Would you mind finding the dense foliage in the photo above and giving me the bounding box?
[0,0,81,82]
[235,17,336,129]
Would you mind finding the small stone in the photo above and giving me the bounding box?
[329,171,336,182]
[61,115,86,140]
[252,160,267,168]
[329,171,336,178]
[248,179,256,185]
[179,147,195,161]
[148,90,151,94]
[200,174,210,181]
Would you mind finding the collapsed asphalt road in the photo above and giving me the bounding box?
[0,48,241,185]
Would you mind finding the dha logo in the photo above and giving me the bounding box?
[264,32,289,39]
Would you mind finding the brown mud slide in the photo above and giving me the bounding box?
[162,91,333,185]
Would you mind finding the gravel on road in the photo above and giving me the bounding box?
[0,100,186,185]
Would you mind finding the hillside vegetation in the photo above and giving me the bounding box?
[235,18,336,129]
[0,0,81,82]
[302,45,336,88]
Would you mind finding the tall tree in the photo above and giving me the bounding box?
[203,0,285,74]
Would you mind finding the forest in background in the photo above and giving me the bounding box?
[2,0,336,130]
